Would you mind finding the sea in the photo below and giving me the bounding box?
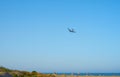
[46,73,120,76]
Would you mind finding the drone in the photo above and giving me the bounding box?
[68,28,76,33]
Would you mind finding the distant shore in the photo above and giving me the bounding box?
[50,73,120,76]
[54,73,120,77]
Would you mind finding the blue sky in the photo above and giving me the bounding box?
[0,0,120,73]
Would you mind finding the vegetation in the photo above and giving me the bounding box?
[0,66,56,77]
[0,66,11,72]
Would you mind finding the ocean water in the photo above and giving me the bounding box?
[47,73,120,76]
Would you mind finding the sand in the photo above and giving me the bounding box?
[56,75,120,77]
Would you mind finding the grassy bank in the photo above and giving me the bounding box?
[0,66,55,77]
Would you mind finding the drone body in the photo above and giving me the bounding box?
[68,28,76,33]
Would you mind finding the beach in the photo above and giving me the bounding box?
[56,75,120,77]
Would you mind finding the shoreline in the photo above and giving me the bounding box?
[47,73,120,76]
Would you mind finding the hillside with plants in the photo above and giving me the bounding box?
[0,66,56,77]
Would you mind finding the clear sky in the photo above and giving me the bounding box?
[0,0,120,73]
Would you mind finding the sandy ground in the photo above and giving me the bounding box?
[56,75,120,77]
